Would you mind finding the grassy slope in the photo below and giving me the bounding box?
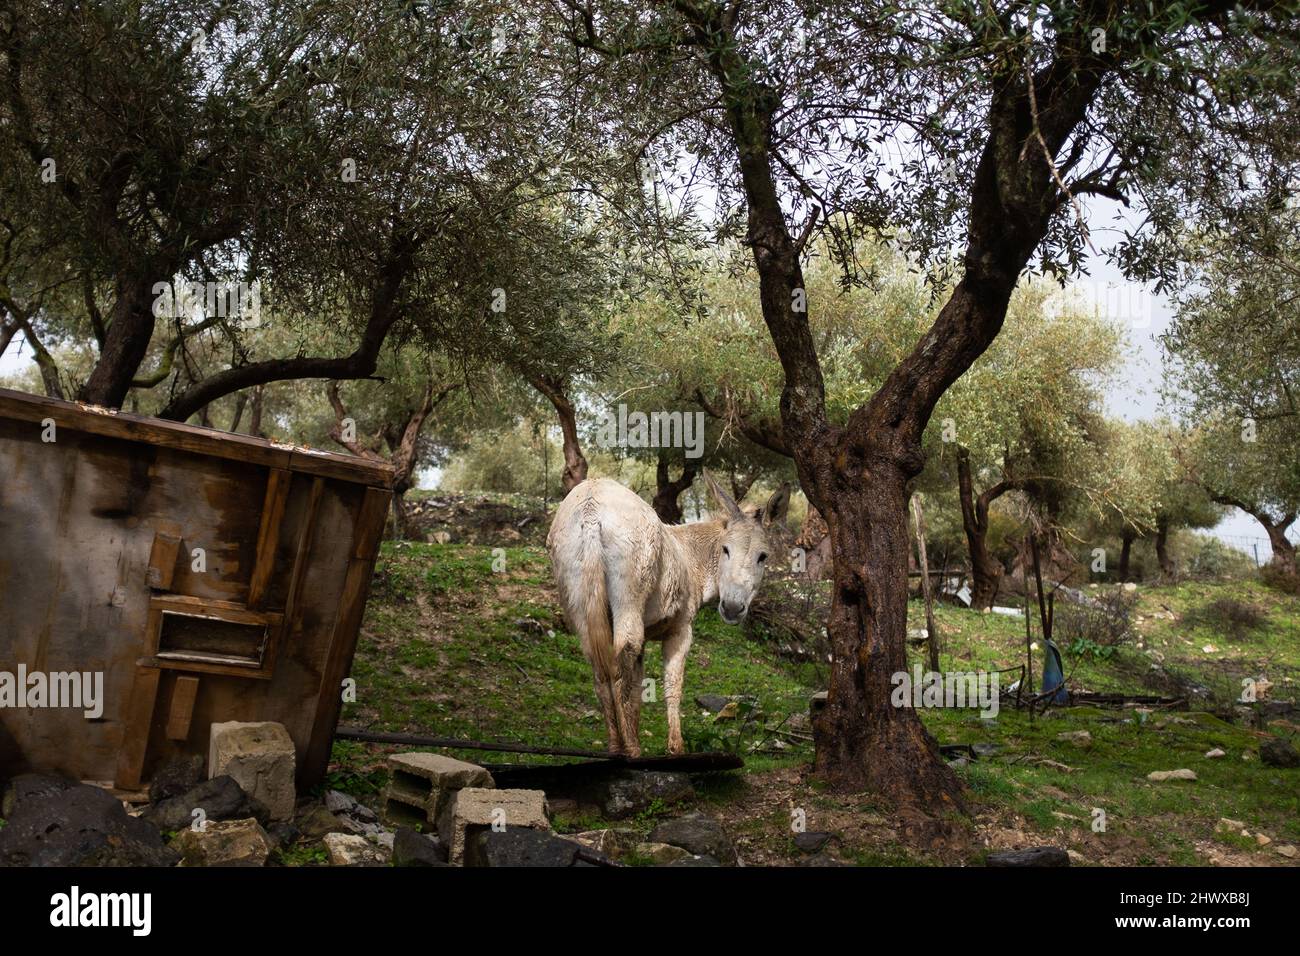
[330,541,1300,866]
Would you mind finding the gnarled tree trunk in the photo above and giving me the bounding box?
[528,374,587,493]
[1118,528,1135,583]
[652,449,698,523]
[1154,515,1173,577]
[956,448,1015,610]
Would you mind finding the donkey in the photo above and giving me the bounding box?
[547,473,789,757]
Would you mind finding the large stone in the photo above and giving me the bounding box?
[1,772,77,818]
[634,842,691,865]
[208,721,297,821]
[384,752,494,826]
[562,828,641,860]
[324,790,385,837]
[793,831,834,854]
[1260,737,1300,768]
[171,818,272,867]
[296,803,349,839]
[595,771,694,819]
[466,827,606,867]
[1147,769,1197,782]
[148,755,205,804]
[323,832,389,866]
[439,788,548,865]
[139,775,259,833]
[986,847,1070,867]
[0,783,178,866]
[647,813,738,866]
[392,827,449,867]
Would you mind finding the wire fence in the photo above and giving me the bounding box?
[1215,533,1292,567]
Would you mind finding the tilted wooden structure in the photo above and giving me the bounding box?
[0,388,392,790]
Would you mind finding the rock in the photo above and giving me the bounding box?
[172,818,272,867]
[324,790,384,837]
[634,842,692,864]
[714,700,740,720]
[139,776,259,833]
[1123,582,1137,592]
[384,752,494,826]
[1,772,77,818]
[147,755,205,804]
[695,694,731,713]
[1275,844,1298,859]
[296,803,349,839]
[648,813,738,866]
[392,827,449,866]
[467,827,608,868]
[793,831,834,853]
[208,721,297,821]
[439,788,549,865]
[972,743,1001,757]
[986,847,1070,867]
[1255,833,1272,847]
[1057,731,1092,747]
[266,821,301,850]
[1217,818,1247,833]
[563,828,640,860]
[1205,748,1226,759]
[1147,769,1197,782]
[0,783,178,866]
[595,771,694,819]
[666,854,721,867]
[1067,849,1087,865]
[466,827,607,867]
[323,832,388,866]
[1260,737,1300,768]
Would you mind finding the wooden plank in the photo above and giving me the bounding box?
[301,486,391,786]
[149,593,282,627]
[0,387,394,488]
[166,676,201,740]
[246,467,292,609]
[115,666,162,790]
[147,530,182,590]
[283,477,325,623]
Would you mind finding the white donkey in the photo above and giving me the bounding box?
[547,473,789,757]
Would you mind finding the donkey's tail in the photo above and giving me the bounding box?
[576,501,616,683]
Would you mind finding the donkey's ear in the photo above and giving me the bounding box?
[703,470,743,523]
[760,482,792,528]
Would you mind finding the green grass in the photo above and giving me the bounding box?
[331,541,1300,865]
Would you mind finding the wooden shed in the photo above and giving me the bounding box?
[0,388,393,791]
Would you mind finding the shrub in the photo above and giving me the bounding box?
[1184,597,1268,641]
[1054,587,1138,650]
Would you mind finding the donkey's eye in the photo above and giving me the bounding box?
[722,546,730,558]
[757,553,768,564]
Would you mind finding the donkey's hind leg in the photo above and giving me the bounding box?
[592,674,623,756]
[612,611,646,758]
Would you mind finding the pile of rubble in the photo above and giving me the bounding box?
[0,720,740,867]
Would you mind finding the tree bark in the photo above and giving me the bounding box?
[956,449,1014,610]
[1154,515,1173,577]
[527,374,587,493]
[652,449,698,523]
[1265,522,1298,576]
[1118,529,1135,583]
[77,276,155,407]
